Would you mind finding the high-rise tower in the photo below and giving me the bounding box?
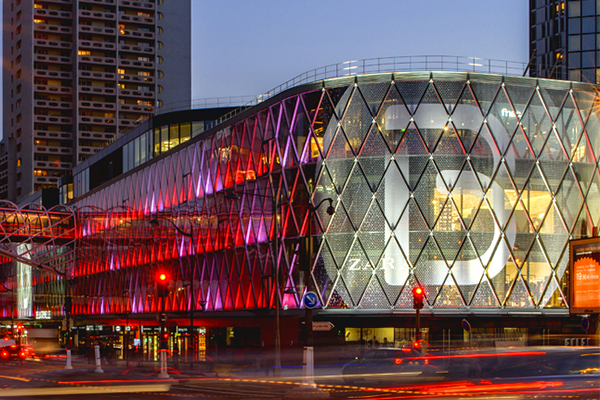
[529,0,599,83]
[2,0,191,203]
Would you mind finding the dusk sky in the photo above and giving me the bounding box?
[1,1,530,130]
[191,0,530,100]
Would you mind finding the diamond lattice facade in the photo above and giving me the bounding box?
[68,71,599,324]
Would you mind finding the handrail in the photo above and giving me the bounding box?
[116,55,527,139]
[213,55,527,124]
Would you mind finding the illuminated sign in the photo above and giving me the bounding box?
[569,237,600,314]
[35,311,51,319]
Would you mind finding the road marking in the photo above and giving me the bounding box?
[0,384,171,397]
[0,375,30,382]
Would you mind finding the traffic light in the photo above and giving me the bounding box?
[159,330,169,350]
[157,271,170,297]
[412,286,424,310]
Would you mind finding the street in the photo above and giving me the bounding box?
[0,352,597,400]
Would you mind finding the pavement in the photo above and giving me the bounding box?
[24,354,345,382]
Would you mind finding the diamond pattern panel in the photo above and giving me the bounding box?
[41,73,597,318]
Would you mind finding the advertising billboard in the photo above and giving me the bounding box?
[569,237,600,314]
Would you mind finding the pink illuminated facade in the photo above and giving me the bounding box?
[1,59,599,358]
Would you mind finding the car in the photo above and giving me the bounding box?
[0,344,35,362]
[341,347,435,384]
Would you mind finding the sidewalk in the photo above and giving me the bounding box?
[32,355,343,382]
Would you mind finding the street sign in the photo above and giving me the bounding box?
[303,291,319,309]
[461,319,471,332]
[581,317,590,332]
[313,321,334,331]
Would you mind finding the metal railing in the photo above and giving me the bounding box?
[213,55,527,125]
[117,55,527,140]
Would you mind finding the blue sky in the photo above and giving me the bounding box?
[191,0,530,99]
[1,1,530,132]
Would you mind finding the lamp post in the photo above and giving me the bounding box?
[149,217,196,370]
[224,190,282,377]
[302,198,334,388]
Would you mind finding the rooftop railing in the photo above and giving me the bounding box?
[213,55,527,124]
[118,55,528,139]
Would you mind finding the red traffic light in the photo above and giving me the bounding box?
[412,286,425,310]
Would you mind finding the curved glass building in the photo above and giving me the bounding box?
[7,62,598,354]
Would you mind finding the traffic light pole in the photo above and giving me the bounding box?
[158,293,170,379]
[416,308,421,343]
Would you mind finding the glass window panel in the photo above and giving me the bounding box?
[123,143,129,172]
[140,131,147,164]
[569,35,581,50]
[180,122,191,142]
[582,68,596,82]
[569,18,581,34]
[134,136,140,167]
[154,127,161,155]
[581,16,595,33]
[161,125,168,152]
[169,124,179,148]
[582,33,595,50]
[581,0,595,15]
[128,139,134,169]
[569,52,581,68]
[569,69,582,80]
[192,121,204,137]
[568,1,581,17]
[582,51,595,67]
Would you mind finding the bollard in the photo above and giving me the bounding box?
[65,349,73,369]
[94,344,104,373]
[157,350,170,379]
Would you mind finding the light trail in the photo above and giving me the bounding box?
[0,384,171,397]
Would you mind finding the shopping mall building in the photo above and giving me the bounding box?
[2,57,599,361]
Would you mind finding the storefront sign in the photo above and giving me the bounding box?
[35,310,51,319]
[569,237,600,314]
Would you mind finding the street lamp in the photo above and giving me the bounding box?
[302,198,334,388]
[224,189,282,377]
[149,217,197,370]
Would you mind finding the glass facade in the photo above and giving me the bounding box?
[68,71,599,316]
[530,0,600,83]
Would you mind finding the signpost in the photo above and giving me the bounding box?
[303,291,319,309]
[312,321,334,331]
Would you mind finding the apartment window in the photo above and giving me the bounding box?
[138,71,150,76]
[78,50,91,56]
[137,100,152,106]
[33,19,45,24]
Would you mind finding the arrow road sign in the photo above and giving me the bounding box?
[303,291,319,309]
[313,321,335,331]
